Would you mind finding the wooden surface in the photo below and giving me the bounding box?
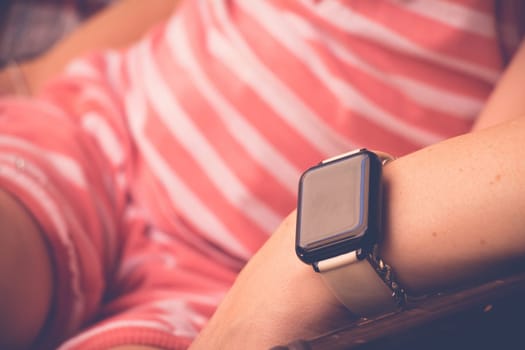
[272,271,525,350]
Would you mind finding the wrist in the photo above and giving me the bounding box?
[191,212,353,349]
[295,149,407,317]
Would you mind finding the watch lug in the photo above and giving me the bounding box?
[321,148,365,164]
[356,248,368,260]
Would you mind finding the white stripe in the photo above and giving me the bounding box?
[155,216,248,271]
[79,84,123,119]
[166,15,300,195]
[47,153,87,188]
[206,0,354,157]
[67,51,126,107]
[0,140,48,183]
[240,1,442,145]
[124,46,251,259]
[399,0,495,37]
[150,298,209,337]
[138,41,283,234]
[105,50,127,92]
[281,11,482,120]
[116,252,178,282]
[305,0,499,83]
[31,98,72,120]
[82,111,126,165]
[0,136,88,188]
[66,58,100,78]
[389,76,482,119]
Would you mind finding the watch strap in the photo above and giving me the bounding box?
[310,149,403,317]
[317,250,404,317]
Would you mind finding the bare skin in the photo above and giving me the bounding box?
[191,115,525,349]
[0,189,52,350]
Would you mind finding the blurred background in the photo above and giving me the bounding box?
[0,0,113,68]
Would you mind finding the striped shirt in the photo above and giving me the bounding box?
[0,0,502,349]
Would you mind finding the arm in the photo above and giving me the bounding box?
[190,114,525,349]
[190,37,525,349]
[0,189,52,349]
[382,116,525,293]
[471,40,525,130]
[0,0,180,95]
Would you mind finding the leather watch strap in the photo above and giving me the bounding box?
[317,250,402,317]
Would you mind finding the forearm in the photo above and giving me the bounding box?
[382,115,525,295]
[0,189,53,349]
[19,0,181,94]
[191,116,525,349]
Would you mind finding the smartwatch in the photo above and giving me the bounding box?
[295,149,406,317]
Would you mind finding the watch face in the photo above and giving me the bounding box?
[296,150,382,264]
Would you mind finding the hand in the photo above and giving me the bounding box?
[190,211,356,349]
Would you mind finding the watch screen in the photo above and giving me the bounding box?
[297,153,371,255]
